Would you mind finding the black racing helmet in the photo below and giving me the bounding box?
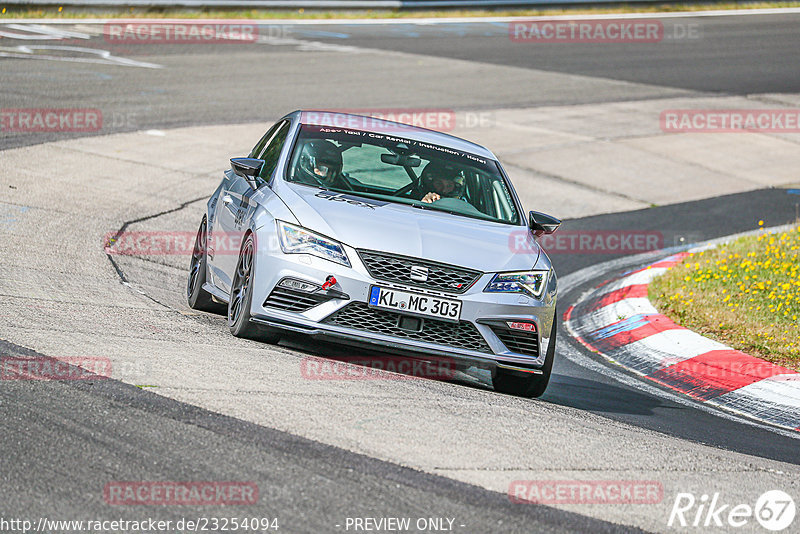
[297,139,343,185]
[420,160,465,198]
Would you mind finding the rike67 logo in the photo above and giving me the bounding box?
[668,490,795,531]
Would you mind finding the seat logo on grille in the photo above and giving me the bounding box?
[409,266,429,282]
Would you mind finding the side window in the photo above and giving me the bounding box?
[258,121,291,182]
[248,121,282,159]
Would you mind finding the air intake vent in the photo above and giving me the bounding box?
[264,286,321,312]
[323,302,491,353]
[491,327,540,358]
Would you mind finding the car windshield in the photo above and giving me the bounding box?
[285,124,520,225]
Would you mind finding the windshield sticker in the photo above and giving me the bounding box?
[305,124,488,166]
[315,190,388,210]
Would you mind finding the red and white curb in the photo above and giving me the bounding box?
[565,252,800,431]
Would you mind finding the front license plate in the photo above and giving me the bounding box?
[368,286,462,323]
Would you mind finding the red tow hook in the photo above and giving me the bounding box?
[321,275,337,291]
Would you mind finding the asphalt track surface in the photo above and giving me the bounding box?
[1,11,800,533]
[0,338,628,533]
[290,14,800,94]
[3,12,800,151]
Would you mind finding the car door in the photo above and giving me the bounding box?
[211,120,291,293]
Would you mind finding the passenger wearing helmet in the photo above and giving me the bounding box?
[419,161,466,204]
[296,139,345,188]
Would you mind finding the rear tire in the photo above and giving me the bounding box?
[492,315,557,398]
[187,217,226,314]
[228,234,281,343]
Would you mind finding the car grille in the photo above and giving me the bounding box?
[323,302,492,353]
[491,327,540,358]
[357,250,481,294]
[264,287,320,313]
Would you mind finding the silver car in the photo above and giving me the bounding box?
[187,110,561,397]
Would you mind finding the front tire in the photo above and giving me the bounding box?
[187,217,226,314]
[492,315,557,398]
[228,234,280,343]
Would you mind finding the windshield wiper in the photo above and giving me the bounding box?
[412,203,468,218]
[411,202,504,223]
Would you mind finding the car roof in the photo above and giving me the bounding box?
[289,110,497,160]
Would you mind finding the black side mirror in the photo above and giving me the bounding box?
[230,158,265,188]
[529,210,561,236]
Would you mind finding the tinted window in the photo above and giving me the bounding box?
[257,121,290,182]
[249,121,282,159]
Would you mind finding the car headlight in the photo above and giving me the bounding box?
[484,270,549,299]
[276,220,350,267]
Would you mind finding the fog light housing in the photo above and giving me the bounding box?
[507,321,537,332]
[278,278,319,293]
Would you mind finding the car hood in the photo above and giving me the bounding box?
[276,183,542,273]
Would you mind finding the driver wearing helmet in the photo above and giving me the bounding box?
[419,161,466,204]
[296,139,345,188]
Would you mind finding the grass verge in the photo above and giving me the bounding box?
[2,2,800,20]
[649,224,800,369]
